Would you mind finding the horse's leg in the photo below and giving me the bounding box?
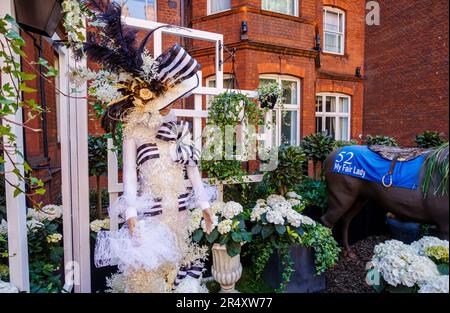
[341,198,366,258]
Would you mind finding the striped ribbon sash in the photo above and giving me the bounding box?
[136,143,159,166]
[156,121,200,167]
[173,261,204,289]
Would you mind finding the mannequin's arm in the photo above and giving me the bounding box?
[122,137,138,221]
[186,166,210,210]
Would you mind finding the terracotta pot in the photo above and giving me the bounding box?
[211,243,243,293]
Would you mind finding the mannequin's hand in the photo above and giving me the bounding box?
[127,217,137,236]
[202,208,213,235]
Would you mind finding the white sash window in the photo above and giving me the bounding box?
[323,7,345,55]
[208,0,232,15]
[262,0,298,16]
[316,93,351,141]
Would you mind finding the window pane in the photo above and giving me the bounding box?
[119,0,156,21]
[324,32,338,53]
[325,96,336,112]
[259,78,277,87]
[224,78,235,89]
[339,13,344,33]
[316,116,323,133]
[282,80,298,105]
[339,97,349,113]
[316,96,323,112]
[210,0,231,14]
[325,117,336,138]
[262,0,296,15]
[207,79,216,88]
[324,11,339,32]
[339,117,349,140]
[281,111,298,146]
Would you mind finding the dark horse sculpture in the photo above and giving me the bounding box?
[320,144,449,255]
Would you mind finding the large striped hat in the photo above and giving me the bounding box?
[153,44,200,111]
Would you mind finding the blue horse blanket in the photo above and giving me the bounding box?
[331,145,426,190]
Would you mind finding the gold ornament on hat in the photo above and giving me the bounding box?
[107,77,158,108]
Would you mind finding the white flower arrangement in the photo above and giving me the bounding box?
[221,201,243,219]
[250,194,305,228]
[27,205,62,222]
[411,236,449,256]
[217,219,233,235]
[368,237,449,292]
[46,233,63,244]
[90,218,111,233]
[418,275,449,293]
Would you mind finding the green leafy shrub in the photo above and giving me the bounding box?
[415,131,446,148]
[263,145,307,195]
[365,135,398,147]
[301,133,336,179]
[293,177,328,212]
[0,206,64,292]
[334,139,358,149]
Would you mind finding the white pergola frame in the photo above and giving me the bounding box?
[1,12,270,293]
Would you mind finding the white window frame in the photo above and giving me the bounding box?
[323,6,345,55]
[261,0,299,17]
[205,74,235,107]
[117,0,157,22]
[316,92,351,141]
[259,74,301,146]
[207,0,232,15]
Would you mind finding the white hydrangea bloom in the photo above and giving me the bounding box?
[256,199,267,206]
[266,194,286,207]
[188,208,204,233]
[250,204,268,222]
[90,220,104,233]
[201,214,219,233]
[26,219,44,233]
[299,215,316,226]
[210,201,225,215]
[411,236,449,256]
[217,219,233,235]
[287,198,302,207]
[221,201,243,219]
[418,275,449,293]
[266,210,285,225]
[27,205,62,222]
[285,210,302,228]
[0,219,7,236]
[286,191,301,199]
[370,240,440,287]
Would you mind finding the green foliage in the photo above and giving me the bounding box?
[421,142,449,197]
[293,177,328,211]
[334,139,358,149]
[365,135,398,147]
[0,217,63,292]
[257,81,284,107]
[0,14,57,200]
[301,132,336,162]
[299,223,341,275]
[415,131,446,148]
[201,92,266,184]
[88,134,108,177]
[263,144,307,195]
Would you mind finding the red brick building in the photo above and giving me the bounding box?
[187,0,365,146]
[364,0,449,146]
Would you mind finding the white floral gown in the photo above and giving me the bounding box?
[95,110,210,293]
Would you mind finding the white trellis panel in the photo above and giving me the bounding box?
[1,0,29,293]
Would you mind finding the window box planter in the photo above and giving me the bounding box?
[263,245,326,293]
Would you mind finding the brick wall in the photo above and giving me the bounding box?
[364,0,449,146]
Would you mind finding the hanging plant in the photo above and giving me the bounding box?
[257,82,284,109]
[201,92,266,183]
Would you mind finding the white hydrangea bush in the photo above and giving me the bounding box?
[189,200,249,257]
[368,237,449,293]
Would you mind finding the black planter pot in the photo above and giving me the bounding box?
[386,216,421,244]
[263,245,326,293]
[259,94,278,109]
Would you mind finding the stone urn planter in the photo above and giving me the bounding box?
[211,243,243,293]
[263,245,326,293]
